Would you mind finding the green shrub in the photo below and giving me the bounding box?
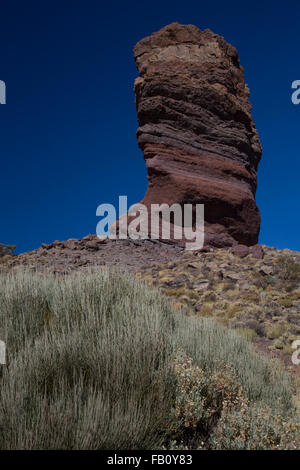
[235,327,258,342]
[0,243,16,265]
[0,269,176,449]
[208,398,300,450]
[169,351,242,448]
[172,314,292,410]
[277,255,300,282]
[278,298,294,308]
[169,349,299,450]
[0,244,16,258]
[252,272,273,290]
[266,323,286,340]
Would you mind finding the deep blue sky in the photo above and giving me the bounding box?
[1,1,300,253]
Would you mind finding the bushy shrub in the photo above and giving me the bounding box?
[169,351,242,448]
[277,255,300,282]
[0,244,16,257]
[235,327,258,342]
[169,350,300,450]
[0,243,16,264]
[266,323,286,340]
[172,315,292,410]
[208,398,300,450]
[0,269,176,449]
[252,271,273,289]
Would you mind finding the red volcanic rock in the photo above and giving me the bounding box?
[132,22,262,247]
[86,241,100,251]
[232,244,250,258]
[251,244,264,259]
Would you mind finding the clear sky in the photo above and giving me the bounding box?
[1,1,300,253]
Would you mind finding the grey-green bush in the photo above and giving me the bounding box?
[172,314,292,410]
[0,269,176,449]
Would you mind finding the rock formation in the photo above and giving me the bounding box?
[132,22,262,247]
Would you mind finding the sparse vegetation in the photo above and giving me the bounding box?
[208,398,300,450]
[136,247,300,355]
[235,327,258,342]
[277,255,300,282]
[170,347,299,450]
[0,268,298,449]
[266,323,287,340]
[0,243,16,263]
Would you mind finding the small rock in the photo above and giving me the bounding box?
[251,244,264,260]
[240,282,251,290]
[193,279,210,291]
[41,243,51,249]
[226,273,242,281]
[219,263,230,269]
[188,262,201,269]
[96,236,108,244]
[64,240,78,250]
[53,240,64,248]
[86,241,100,251]
[259,265,274,276]
[207,262,218,271]
[82,234,97,241]
[232,244,250,258]
[194,283,209,291]
[167,263,176,269]
[198,246,214,253]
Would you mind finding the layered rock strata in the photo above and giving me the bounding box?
[132,22,262,247]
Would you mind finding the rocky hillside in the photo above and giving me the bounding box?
[3,238,300,373]
[136,243,300,369]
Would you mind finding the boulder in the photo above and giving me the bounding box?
[232,244,250,258]
[251,244,264,259]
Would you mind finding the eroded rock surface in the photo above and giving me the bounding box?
[133,22,262,247]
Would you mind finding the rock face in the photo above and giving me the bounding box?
[133,22,262,247]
